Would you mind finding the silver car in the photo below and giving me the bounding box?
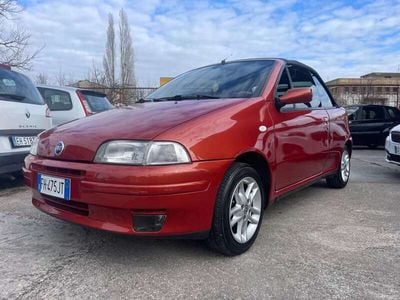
[37,85,113,126]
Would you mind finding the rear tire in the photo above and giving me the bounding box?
[326,146,350,189]
[207,163,265,256]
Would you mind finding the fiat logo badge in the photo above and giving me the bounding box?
[54,141,65,156]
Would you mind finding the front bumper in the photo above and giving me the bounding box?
[23,155,232,236]
[385,136,400,166]
[0,151,29,174]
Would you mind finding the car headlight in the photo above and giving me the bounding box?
[30,137,39,156]
[94,141,191,165]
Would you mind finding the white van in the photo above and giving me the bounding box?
[0,65,52,175]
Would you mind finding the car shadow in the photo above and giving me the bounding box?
[0,172,24,190]
[352,145,385,150]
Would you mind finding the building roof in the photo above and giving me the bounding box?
[68,80,106,89]
[326,77,400,86]
[361,72,400,79]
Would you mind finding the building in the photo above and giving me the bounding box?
[326,72,400,107]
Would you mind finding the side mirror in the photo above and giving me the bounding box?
[279,88,312,105]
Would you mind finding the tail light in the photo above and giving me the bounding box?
[76,90,93,116]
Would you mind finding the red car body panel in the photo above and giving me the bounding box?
[23,59,351,237]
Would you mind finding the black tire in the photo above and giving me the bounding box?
[368,144,378,149]
[326,146,350,189]
[207,162,265,256]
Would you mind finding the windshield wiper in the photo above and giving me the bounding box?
[0,93,26,101]
[151,94,220,102]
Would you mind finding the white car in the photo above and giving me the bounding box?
[37,85,113,126]
[0,65,52,175]
[385,124,400,166]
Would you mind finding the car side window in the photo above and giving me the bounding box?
[38,88,72,111]
[360,106,385,120]
[387,107,400,120]
[287,65,320,109]
[311,74,334,108]
[346,106,361,121]
[276,68,290,97]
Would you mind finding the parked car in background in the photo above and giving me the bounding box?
[24,59,352,255]
[385,124,400,165]
[345,104,400,148]
[0,65,52,175]
[37,85,113,126]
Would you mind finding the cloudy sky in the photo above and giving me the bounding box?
[12,0,400,85]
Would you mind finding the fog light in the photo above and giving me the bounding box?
[133,214,166,232]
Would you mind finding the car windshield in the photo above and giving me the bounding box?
[145,60,275,101]
[0,68,44,105]
[80,91,113,112]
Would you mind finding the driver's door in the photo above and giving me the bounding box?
[271,65,329,191]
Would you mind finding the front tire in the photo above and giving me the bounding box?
[207,163,265,256]
[326,146,350,188]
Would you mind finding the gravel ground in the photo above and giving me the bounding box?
[0,148,399,299]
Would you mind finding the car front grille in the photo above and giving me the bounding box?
[43,195,89,216]
[392,131,400,143]
[32,164,85,178]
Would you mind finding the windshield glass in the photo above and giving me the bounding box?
[81,91,113,112]
[0,68,44,105]
[145,60,275,101]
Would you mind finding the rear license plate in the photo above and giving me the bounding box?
[37,174,71,200]
[11,136,35,147]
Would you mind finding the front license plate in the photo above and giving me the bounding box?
[11,136,36,147]
[37,174,71,200]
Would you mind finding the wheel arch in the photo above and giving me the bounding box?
[234,151,271,207]
[345,139,353,157]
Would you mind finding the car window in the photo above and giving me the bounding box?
[360,106,386,120]
[386,107,400,120]
[0,69,44,105]
[345,106,361,121]
[38,87,72,111]
[311,74,334,108]
[276,68,290,97]
[80,91,113,112]
[287,65,319,109]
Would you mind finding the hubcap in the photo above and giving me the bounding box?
[341,150,350,182]
[229,177,262,244]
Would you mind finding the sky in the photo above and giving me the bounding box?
[10,0,400,85]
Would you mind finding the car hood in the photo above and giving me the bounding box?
[391,124,400,132]
[37,99,246,161]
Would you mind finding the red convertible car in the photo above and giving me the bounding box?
[23,59,351,255]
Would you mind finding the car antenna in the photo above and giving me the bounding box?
[221,53,233,64]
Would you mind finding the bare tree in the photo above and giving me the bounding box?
[0,0,41,69]
[103,13,116,88]
[89,61,106,86]
[55,69,67,86]
[36,72,48,84]
[102,13,118,103]
[119,8,135,104]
